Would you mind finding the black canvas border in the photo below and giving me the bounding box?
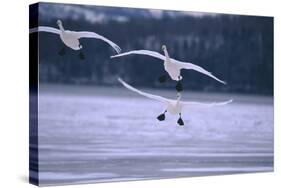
[29,2,39,186]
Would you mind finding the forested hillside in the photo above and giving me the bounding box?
[32,3,273,94]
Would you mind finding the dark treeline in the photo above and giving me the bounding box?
[36,12,273,95]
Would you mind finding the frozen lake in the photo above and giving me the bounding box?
[35,84,273,186]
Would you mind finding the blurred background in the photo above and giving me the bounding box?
[33,2,273,95]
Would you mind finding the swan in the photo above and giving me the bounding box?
[29,20,121,59]
[118,78,232,126]
[111,45,226,92]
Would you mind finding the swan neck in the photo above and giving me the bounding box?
[176,93,181,103]
[164,49,170,62]
[58,24,65,32]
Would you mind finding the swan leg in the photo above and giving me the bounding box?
[79,51,85,60]
[158,75,167,83]
[58,47,66,56]
[157,110,167,121]
[177,113,184,126]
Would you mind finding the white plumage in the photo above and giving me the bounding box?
[29,20,121,54]
[118,78,232,125]
[112,45,226,84]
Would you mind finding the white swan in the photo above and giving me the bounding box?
[112,45,226,91]
[118,78,232,126]
[29,20,121,59]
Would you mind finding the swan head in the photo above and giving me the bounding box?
[161,45,167,51]
[56,20,62,26]
[79,45,83,50]
[176,92,182,101]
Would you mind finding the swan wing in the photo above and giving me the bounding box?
[118,78,169,103]
[174,60,226,85]
[111,50,166,61]
[76,31,121,54]
[182,99,233,107]
[29,26,61,35]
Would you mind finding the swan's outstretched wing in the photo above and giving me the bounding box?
[118,78,170,103]
[182,99,233,107]
[76,31,121,54]
[111,50,166,61]
[175,60,226,85]
[29,26,61,35]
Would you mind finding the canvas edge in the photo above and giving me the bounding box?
[29,2,40,186]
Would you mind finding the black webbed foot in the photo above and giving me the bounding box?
[157,110,167,121]
[175,81,183,92]
[177,117,184,126]
[79,51,85,60]
[177,113,184,126]
[157,114,165,121]
[58,47,66,56]
[158,75,167,83]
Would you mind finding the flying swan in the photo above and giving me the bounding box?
[112,45,226,92]
[29,20,121,59]
[118,78,232,126]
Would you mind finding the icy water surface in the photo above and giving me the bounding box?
[36,84,273,186]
